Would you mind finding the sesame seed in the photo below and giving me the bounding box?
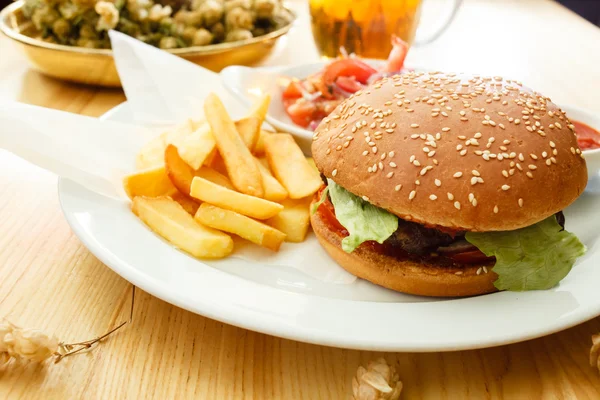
[454,201,461,210]
[415,180,420,185]
[430,194,438,201]
[477,267,482,275]
[518,153,525,162]
[372,147,378,154]
[395,184,402,191]
[528,164,537,170]
[472,198,478,207]
[502,185,510,191]
[526,172,534,179]
[411,123,420,128]
[453,172,463,178]
[474,132,482,139]
[458,135,467,140]
[332,169,338,177]
[472,170,481,177]
[455,271,463,275]
[555,122,562,129]
[442,127,451,132]
[550,141,556,148]
[530,154,538,160]
[413,160,421,167]
[471,177,479,185]
[546,159,552,166]
[468,193,474,202]
[502,170,509,178]
[362,196,369,201]
[409,190,416,200]
[494,205,499,214]
[447,193,454,201]
[389,151,395,157]
[518,198,524,207]
[362,150,369,156]
[386,172,394,178]
[435,179,441,187]
[460,149,468,156]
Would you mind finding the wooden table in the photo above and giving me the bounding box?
[1,0,600,398]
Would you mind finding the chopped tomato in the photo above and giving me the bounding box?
[286,101,318,128]
[577,137,600,150]
[447,250,493,264]
[319,59,377,98]
[282,81,303,100]
[336,76,364,93]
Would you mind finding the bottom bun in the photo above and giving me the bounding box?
[310,202,499,297]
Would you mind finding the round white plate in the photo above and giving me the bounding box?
[58,102,600,352]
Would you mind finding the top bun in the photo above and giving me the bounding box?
[312,71,588,231]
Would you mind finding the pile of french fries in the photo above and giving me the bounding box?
[123,93,322,259]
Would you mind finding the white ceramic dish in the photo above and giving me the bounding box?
[220,63,600,177]
[57,100,600,352]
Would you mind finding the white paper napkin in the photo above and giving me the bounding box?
[0,34,357,285]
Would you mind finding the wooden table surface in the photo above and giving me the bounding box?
[1,0,600,398]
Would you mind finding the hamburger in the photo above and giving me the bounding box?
[310,71,588,297]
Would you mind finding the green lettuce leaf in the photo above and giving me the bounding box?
[327,179,398,253]
[310,186,329,215]
[465,216,586,291]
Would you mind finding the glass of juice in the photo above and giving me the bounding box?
[309,0,463,59]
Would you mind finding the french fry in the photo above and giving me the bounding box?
[264,133,322,199]
[235,117,261,151]
[164,144,196,196]
[135,121,215,170]
[132,196,233,259]
[253,130,271,156]
[306,157,318,173]
[136,132,169,170]
[123,166,177,199]
[204,93,264,197]
[196,166,234,190]
[190,177,282,219]
[171,191,200,215]
[266,198,312,242]
[169,122,216,170]
[248,94,271,124]
[195,203,286,251]
[255,158,288,202]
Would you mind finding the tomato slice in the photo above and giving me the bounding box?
[282,81,303,100]
[447,250,493,264]
[286,100,318,128]
[336,76,363,94]
[315,187,347,234]
[318,59,377,98]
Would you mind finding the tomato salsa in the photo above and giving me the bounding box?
[573,120,600,150]
[281,36,409,130]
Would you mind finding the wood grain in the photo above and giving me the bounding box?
[1,0,600,398]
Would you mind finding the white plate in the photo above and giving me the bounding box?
[220,63,600,177]
[58,101,600,352]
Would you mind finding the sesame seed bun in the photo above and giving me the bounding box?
[312,72,588,231]
[310,205,497,297]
